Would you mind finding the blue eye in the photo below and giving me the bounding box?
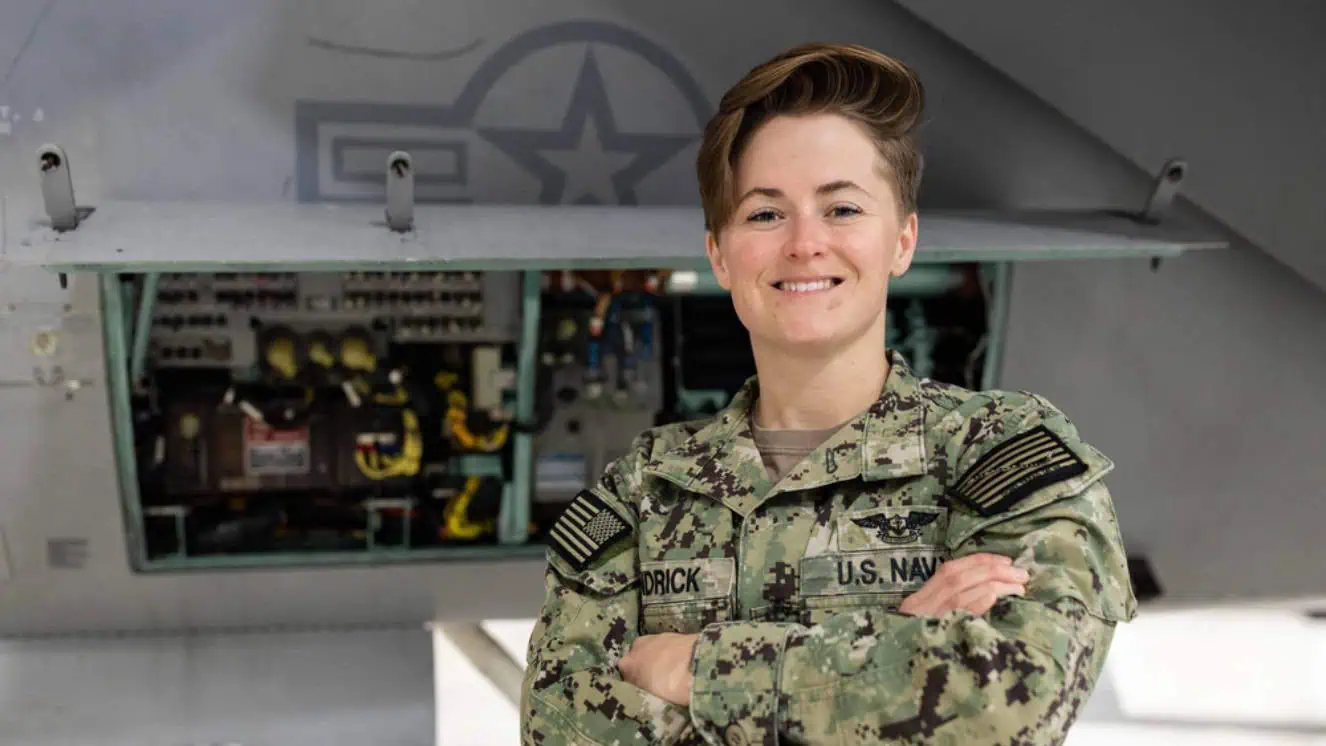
[747,209,779,223]
[829,205,862,218]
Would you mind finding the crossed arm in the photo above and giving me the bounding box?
[616,552,1030,706]
[523,392,1138,745]
[521,480,1133,746]
[520,555,1031,746]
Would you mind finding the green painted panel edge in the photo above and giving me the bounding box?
[128,273,159,386]
[502,270,542,545]
[100,273,149,571]
[140,542,549,573]
[34,243,1186,275]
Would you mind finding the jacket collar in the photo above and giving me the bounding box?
[644,349,930,517]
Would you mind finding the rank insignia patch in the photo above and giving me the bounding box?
[550,490,632,572]
[952,425,1088,517]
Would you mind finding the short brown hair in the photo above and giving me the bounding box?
[696,43,925,235]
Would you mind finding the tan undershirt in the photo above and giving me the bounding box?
[750,418,845,483]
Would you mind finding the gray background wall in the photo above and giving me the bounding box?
[898,0,1326,291]
[887,0,1326,606]
[0,0,1322,742]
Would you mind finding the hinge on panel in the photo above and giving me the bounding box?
[34,144,417,285]
[1138,157,1187,271]
[37,144,90,289]
[1141,157,1187,224]
[385,150,414,233]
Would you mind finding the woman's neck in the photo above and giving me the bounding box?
[749,325,890,431]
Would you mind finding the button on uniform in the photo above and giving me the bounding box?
[724,724,747,746]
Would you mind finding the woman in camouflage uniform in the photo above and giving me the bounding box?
[522,42,1136,746]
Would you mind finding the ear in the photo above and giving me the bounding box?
[705,231,732,290]
[890,212,919,277]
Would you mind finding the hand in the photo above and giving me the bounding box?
[618,632,699,706]
[899,552,1029,617]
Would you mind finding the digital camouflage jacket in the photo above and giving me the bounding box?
[521,350,1137,746]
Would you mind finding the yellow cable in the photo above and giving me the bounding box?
[373,385,409,406]
[444,388,509,452]
[443,476,491,540]
[265,336,299,380]
[308,339,336,368]
[434,371,460,391]
[353,409,423,480]
[340,335,376,373]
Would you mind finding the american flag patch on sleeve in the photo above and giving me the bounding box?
[951,425,1088,517]
[549,490,633,572]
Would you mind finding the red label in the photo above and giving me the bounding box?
[243,419,310,476]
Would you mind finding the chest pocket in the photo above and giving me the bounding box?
[799,505,951,626]
[639,558,735,634]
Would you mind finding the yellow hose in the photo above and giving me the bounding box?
[340,335,376,373]
[373,385,410,406]
[264,336,299,380]
[435,373,509,451]
[442,476,492,540]
[353,409,423,480]
[445,389,508,451]
[308,338,336,369]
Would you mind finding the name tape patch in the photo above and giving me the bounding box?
[951,425,1087,517]
[640,558,734,605]
[549,490,632,572]
[801,549,947,597]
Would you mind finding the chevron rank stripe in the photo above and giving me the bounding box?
[952,425,1088,517]
[549,490,632,572]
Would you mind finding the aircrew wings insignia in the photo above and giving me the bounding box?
[852,510,940,544]
[549,490,632,572]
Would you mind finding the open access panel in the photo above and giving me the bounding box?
[97,262,996,570]
[21,158,1225,571]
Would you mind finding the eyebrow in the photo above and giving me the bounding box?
[736,180,868,205]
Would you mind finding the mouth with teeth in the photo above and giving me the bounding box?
[772,277,844,294]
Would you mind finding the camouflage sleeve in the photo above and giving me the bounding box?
[520,434,701,746]
[686,394,1138,746]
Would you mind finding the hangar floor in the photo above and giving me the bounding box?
[2,605,1322,745]
[448,606,1326,746]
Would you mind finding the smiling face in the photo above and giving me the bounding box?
[705,113,918,356]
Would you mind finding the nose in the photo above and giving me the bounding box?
[782,215,828,260]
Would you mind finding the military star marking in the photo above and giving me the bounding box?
[476,48,696,205]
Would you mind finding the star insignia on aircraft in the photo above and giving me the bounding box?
[852,510,940,545]
[475,48,695,205]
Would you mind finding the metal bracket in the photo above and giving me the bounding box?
[38,144,79,289]
[385,151,414,233]
[39,145,78,232]
[1141,157,1186,225]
